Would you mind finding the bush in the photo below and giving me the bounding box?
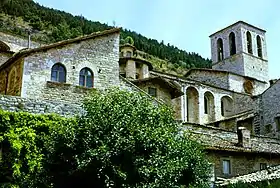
[0,88,211,187]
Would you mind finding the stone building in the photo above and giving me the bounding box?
[0,28,120,103]
[1,21,280,183]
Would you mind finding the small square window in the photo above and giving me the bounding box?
[260,163,267,170]
[148,87,157,97]
[222,159,231,175]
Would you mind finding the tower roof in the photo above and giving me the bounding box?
[209,21,266,37]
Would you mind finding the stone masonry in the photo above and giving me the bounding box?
[20,32,120,101]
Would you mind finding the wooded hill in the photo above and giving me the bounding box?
[0,0,212,75]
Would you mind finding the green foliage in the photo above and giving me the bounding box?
[0,111,77,187]
[72,88,211,187]
[0,88,211,187]
[124,36,134,45]
[0,0,211,73]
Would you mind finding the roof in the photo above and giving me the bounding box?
[184,123,280,155]
[151,71,252,96]
[206,110,255,125]
[0,28,121,70]
[119,56,153,70]
[132,76,183,99]
[120,43,137,50]
[184,68,267,83]
[218,164,280,186]
[209,21,266,37]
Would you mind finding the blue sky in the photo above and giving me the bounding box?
[35,0,280,79]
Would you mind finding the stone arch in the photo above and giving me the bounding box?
[229,32,236,55]
[217,38,224,61]
[0,41,10,52]
[186,86,199,123]
[204,91,215,121]
[246,31,253,54]
[256,35,262,58]
[221,96,233,117]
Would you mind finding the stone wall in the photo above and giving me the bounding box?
[184,123,280,179]
[0,94,83,116]
[0,32,42,52]
[136,81,172,104]
[21,33,120,101]
[260,80,280,137]
[208,151,280,178]
[187,70,229,90]
[212,54,245,78]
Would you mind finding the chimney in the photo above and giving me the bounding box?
[237,127,251,148]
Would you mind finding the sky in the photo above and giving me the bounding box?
[35,0,280,79]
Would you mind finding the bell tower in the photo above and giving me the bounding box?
[210,21,268,82]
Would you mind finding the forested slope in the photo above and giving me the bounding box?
[0,0,211,75]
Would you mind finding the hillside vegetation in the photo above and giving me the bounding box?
[0,0,211,75]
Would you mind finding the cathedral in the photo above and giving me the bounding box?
[1,21,280,184]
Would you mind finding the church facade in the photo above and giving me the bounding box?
[1,21,280,183]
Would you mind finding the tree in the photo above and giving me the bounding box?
[49,88,211,188]
[124,36,134,45]
[0,88,211,187]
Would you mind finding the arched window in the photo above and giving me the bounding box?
[229,32,236,55]
[221,96,233,117]
[257,35,262,58]
[204,91,215,121]
[186,87,199,123]
[217,38,224,61]
[204,95,209,114]
[79,68,93,88]
[51,63,66,83]
[246,31,252,54]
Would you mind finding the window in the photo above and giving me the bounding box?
[221,96,233,117]
[79,68,93,88]
[222,159,231,175]
[126,51,132,57]
[51,63,66,83]
[120,52,124,57]
[217,38,224,61]
[260,163,267,170]
[257,35,262,58]
[275,116,280,131]
[246,31,253,54]
[148,87,157,97]
[221,100,224,116]
[229,32,236,55]
[204,96,209,114]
